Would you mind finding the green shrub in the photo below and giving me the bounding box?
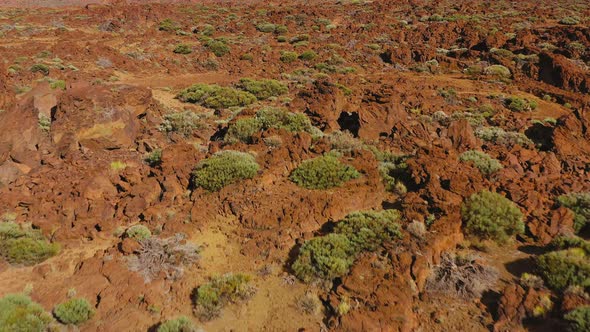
[375,152,410,194]
[0,293,53,331]
[237,78,288,100]
[280,51,298,63]
[0,222,59,265]
[204,39,230,57]
[256,22,276,33]
[49,79,66,90]
[177,84,256,110]
[505,96,537,112]
[159,19,180,31]
[145,149,162,167]
[564,306,590,332]
[290,154,360,190]
[298,50,318,61]
[292,234,356,283]
[537,248,590,290]
[461,190,524,243]
[559,17,580,25]
[194,273,254,320]
[160,111,206,137]
[290,34,310,44]
[550,236,590,253]
[255,107,312,133]
[225,118,262,144]
[334,210,402,252]
[30,64,49,76]
[158,316,198,332]
[225,108,313,144]
[275,25,288,34]
[483,65,511,79]
[192,151,259,191]
[277,36,287,43]
[173,44,192,54]
[459,150,503,175]
[126,225,152,241]
[557,193,590,233]
[53,298,94,325]
[475,126,533,147]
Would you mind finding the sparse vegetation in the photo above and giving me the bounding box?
[225,108,314,144]
[204,38,230,57]
[290,154,360,190]
[177,84,256,110]
[0,222,59,266]
[159,18,180,32]
[237,78,288,100]
[192,151,259,191]
[559,17,580,25]
[505,96,537,112]
[30,64,49,76]
[557,193,590,233]
[157,316,198,332]
[333,210,402,252]
[475,126,533,147]
[160,111,206,137]
[461,190,524,243]
[194,273,255,321]
[459,150,503,175]
[0,293,54,331]
[53,298,94,325]
[173,44,192,54]
[292,210,402,282]
[280,51,299,63]
[145,149,163,167]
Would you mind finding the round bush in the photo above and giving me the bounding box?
[125,225,152,241]
[158,316,198,332]
[459,150,503,175]
[461,190,524,243]
[192,151,259,191]
[292,233,355,282]
[537,248,590,290]
[0,293,53,331]
[53,298,94,325]
[334,210,402,252]
[564,306,590,332]
[290,154,360,190]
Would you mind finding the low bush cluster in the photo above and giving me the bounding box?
[292,210,402,282]
[0,293,54,331]
[475,126,533,148]
[537,240,590,291]
[158,316,198,332]
[483,65,511,79]
[194,273,255,320]
[225,108,313,144]
[237,78,288,100]
[461,190,524,243]
[289,154,360,190]
[375,151,410,194]
[192,151,259,191]
[557,193,590,233]
[53,298,94,325]
[0,222,59,265]
[177,84,256,110]
[505,96,537,112]
[173,44,192,54]
[160,111,206,137]
[204,38,230,57]
[459,150,503,175]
